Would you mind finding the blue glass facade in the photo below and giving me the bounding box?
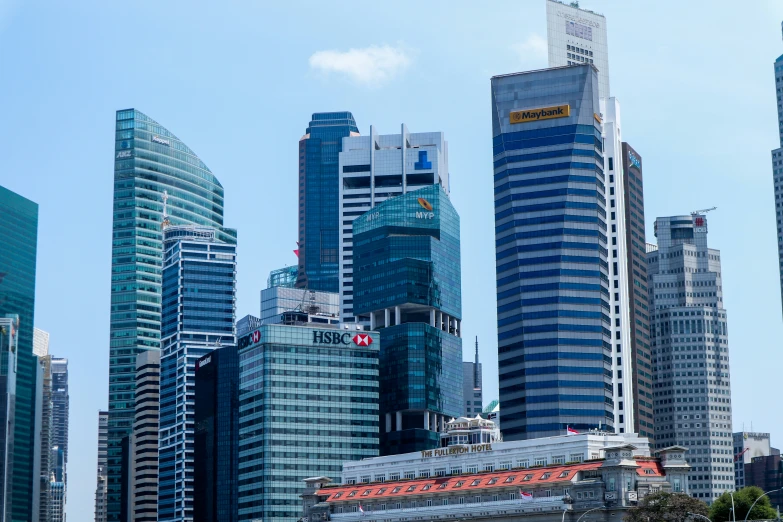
[491,65,613,440]
[297,112,359,292]
[0,186,38,522]
[158,226,236,522]
[352,185,462,455]
[194,346,239,522]
[237,324,379,522]
[108,109,235,520]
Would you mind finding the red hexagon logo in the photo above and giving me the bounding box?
[352,334,373,346]
[251,330,260,343]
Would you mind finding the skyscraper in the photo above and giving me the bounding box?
[194,346,239,522]
[129,350,160,522]
[51,359,68,469]
[37,355,52,522]
[267,265,297,289]
[352,184,462,454]
[733,431,772,489]
[463,338,483,417]
[771,23,783,316]
[95,411,108,522]
[158,224,236,522]
[297,112,360,292]
[338,125,450,323]
[0,315,19,522]
[621,143,654,441]
[545,0,610,98]
[106,109,235,520]
[0,185,39,521]
[491,65,612,440]
[33,328,49,358]
[647,214,733,503]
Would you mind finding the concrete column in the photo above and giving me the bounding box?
[424,411,430,430]
[395,411,402,431]
[370,312,376,330]
[430,309,436,327]
[438,312,444,331]
[385,413,392,433]
[384,308,390,328]
[430,412,437,431]
[394,306,401,326]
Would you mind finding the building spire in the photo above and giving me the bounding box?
[474,336,479,389]
[161,190,171,229]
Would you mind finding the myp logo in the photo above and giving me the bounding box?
[629,151,641,170]
[414,150,432,170]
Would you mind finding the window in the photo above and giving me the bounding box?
[426,499,432,507]
[588,491,595,498]
[470,480,481,486]
[392,487,401,494]
[499,461,511,471]
[552,455,565,465]
[644,469,655,475]
[333,493,343,499]
[362,490,372,496]
[361,476,371,483]
[450,467,462,476]
[608,478,616,491]
[674,479,682,492]
[475,495,481,503]
[374,475,385,483]
[419,470,430,478]
[467,466,478,474]
[389,473,400,481]
[438,483,448,490]
[484,464,494,472]
[406,486,416,492]
[492,495,499,502]
[455,481,464,488]
[377,488,387,495]
[404,471,415,479]
[504,476,516,483]
[558,471,570,478]
[442,499,449,506]
[523,474,534,481]
[541,473,551,480]
[517,459,529,468]
[545,490,552,497]
[422,485,431,491]
[535,458,547,467]
[577,492,583,500]
[348,491,357,497]
[435,469,446,477]
[488,478,498,485]
[459,497,465,504]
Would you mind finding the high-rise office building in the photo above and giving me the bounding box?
[128,350,160,522]
[237,323,379,522]
[37,355,53,522]
[236,315,261,337]
[771,23,783,316]
[95,410,109,522]
[158,224,236,522]
[647,214,733,503]
[106,109,235,520]
[338,125,450,323]
[50,445,65,522]
[733,431,772,489]
[33,328,49,357]
[267,265,297,289]
[463,338,483,417]
[51,359,68,468]
[194,346,239,522]
[352,184,462,454]
[0,315,19,522]
[492,65,612,440]
[546,0,610,98]
[297,112,360,292]
[0,185,39,521]
[261,287,339,325]
[621,143,654,441]
[745,449,783,509]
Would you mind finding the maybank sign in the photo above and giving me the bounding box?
[510,104,570,124]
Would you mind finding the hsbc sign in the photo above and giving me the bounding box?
[238,329,261,349]
[312,331,373,347]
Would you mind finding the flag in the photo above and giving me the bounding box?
[567,426,578,435]
[519,490,533,502]
[359,504,364,514]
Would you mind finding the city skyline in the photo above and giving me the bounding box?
[2,1,783,519]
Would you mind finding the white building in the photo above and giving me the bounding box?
[33,327,49,357]
[546,0,610,98]
[338,125,449,322]
[733,431,772,489]
[260,286,339,325]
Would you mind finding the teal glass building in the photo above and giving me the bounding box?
[107,109,236,520]
[296,112,359,292]
[237,324,379,522]
[0,185,38,521]
[352,184,463,455]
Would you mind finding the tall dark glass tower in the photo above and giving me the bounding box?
[107,109,235,520]
[352,184,463,455]
[0,185,38,521]
[491,65,613,440]
[296,112,359,292]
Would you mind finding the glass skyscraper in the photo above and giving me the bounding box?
[158,225,236,522]
[352,184,463,455]
[296,112,359,292]
[107,109,235,520]
[237,324,379,522]
[0,185,39,521]
[491,65,613,440]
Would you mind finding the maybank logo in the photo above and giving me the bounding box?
[416,198,434,219]
[510,104,570,124]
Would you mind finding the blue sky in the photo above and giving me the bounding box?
[2,1,783,519]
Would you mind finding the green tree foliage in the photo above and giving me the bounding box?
[709,486,777,522]
[624,492,709,522]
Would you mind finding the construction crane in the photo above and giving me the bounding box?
[735,447,750,462]
[691,206,717,215]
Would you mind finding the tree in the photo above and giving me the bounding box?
[709,486,777,522]
[624,492,709,522]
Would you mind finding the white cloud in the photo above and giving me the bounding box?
[308,45,412,85]
[511,34,548,65]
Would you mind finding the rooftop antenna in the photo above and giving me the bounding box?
[474,337,480,389]
[161,190,171,229]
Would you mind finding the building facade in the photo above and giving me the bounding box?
[0,315,19,522]
[107,109,236,520]
[546,0,610,98]
[463,338,483,417]
[37,355,52,522]
[194,346,239,522]
[158,225,237,522]
[647,214,733,503]
[352,185,462,455]
[128,350,160,522]
[771,24,783,316]
[33,328,49,358]
[491,65,612,440]
[733,431,772,489]
[49,446,65,522]
[95,410,109,522]
[236,315,261,337]
[51,358,68,470]
[237,323,379,522]
[260,286,339,325]
[267,265,297,289]
[297,112,360,292]
[0,186,39,521]
[338,125,450,323]
[746,450,783,509]
[620,143,654,441]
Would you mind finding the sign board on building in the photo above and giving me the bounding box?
[510,105,570,124]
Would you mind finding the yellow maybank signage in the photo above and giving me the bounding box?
[509,104,570,124]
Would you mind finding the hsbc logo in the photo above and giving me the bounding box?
[238,329,261,349]
[312,331,374,347]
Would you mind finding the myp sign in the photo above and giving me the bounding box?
[414,150,432,170]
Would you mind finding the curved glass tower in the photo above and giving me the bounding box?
[107,109,235,520]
